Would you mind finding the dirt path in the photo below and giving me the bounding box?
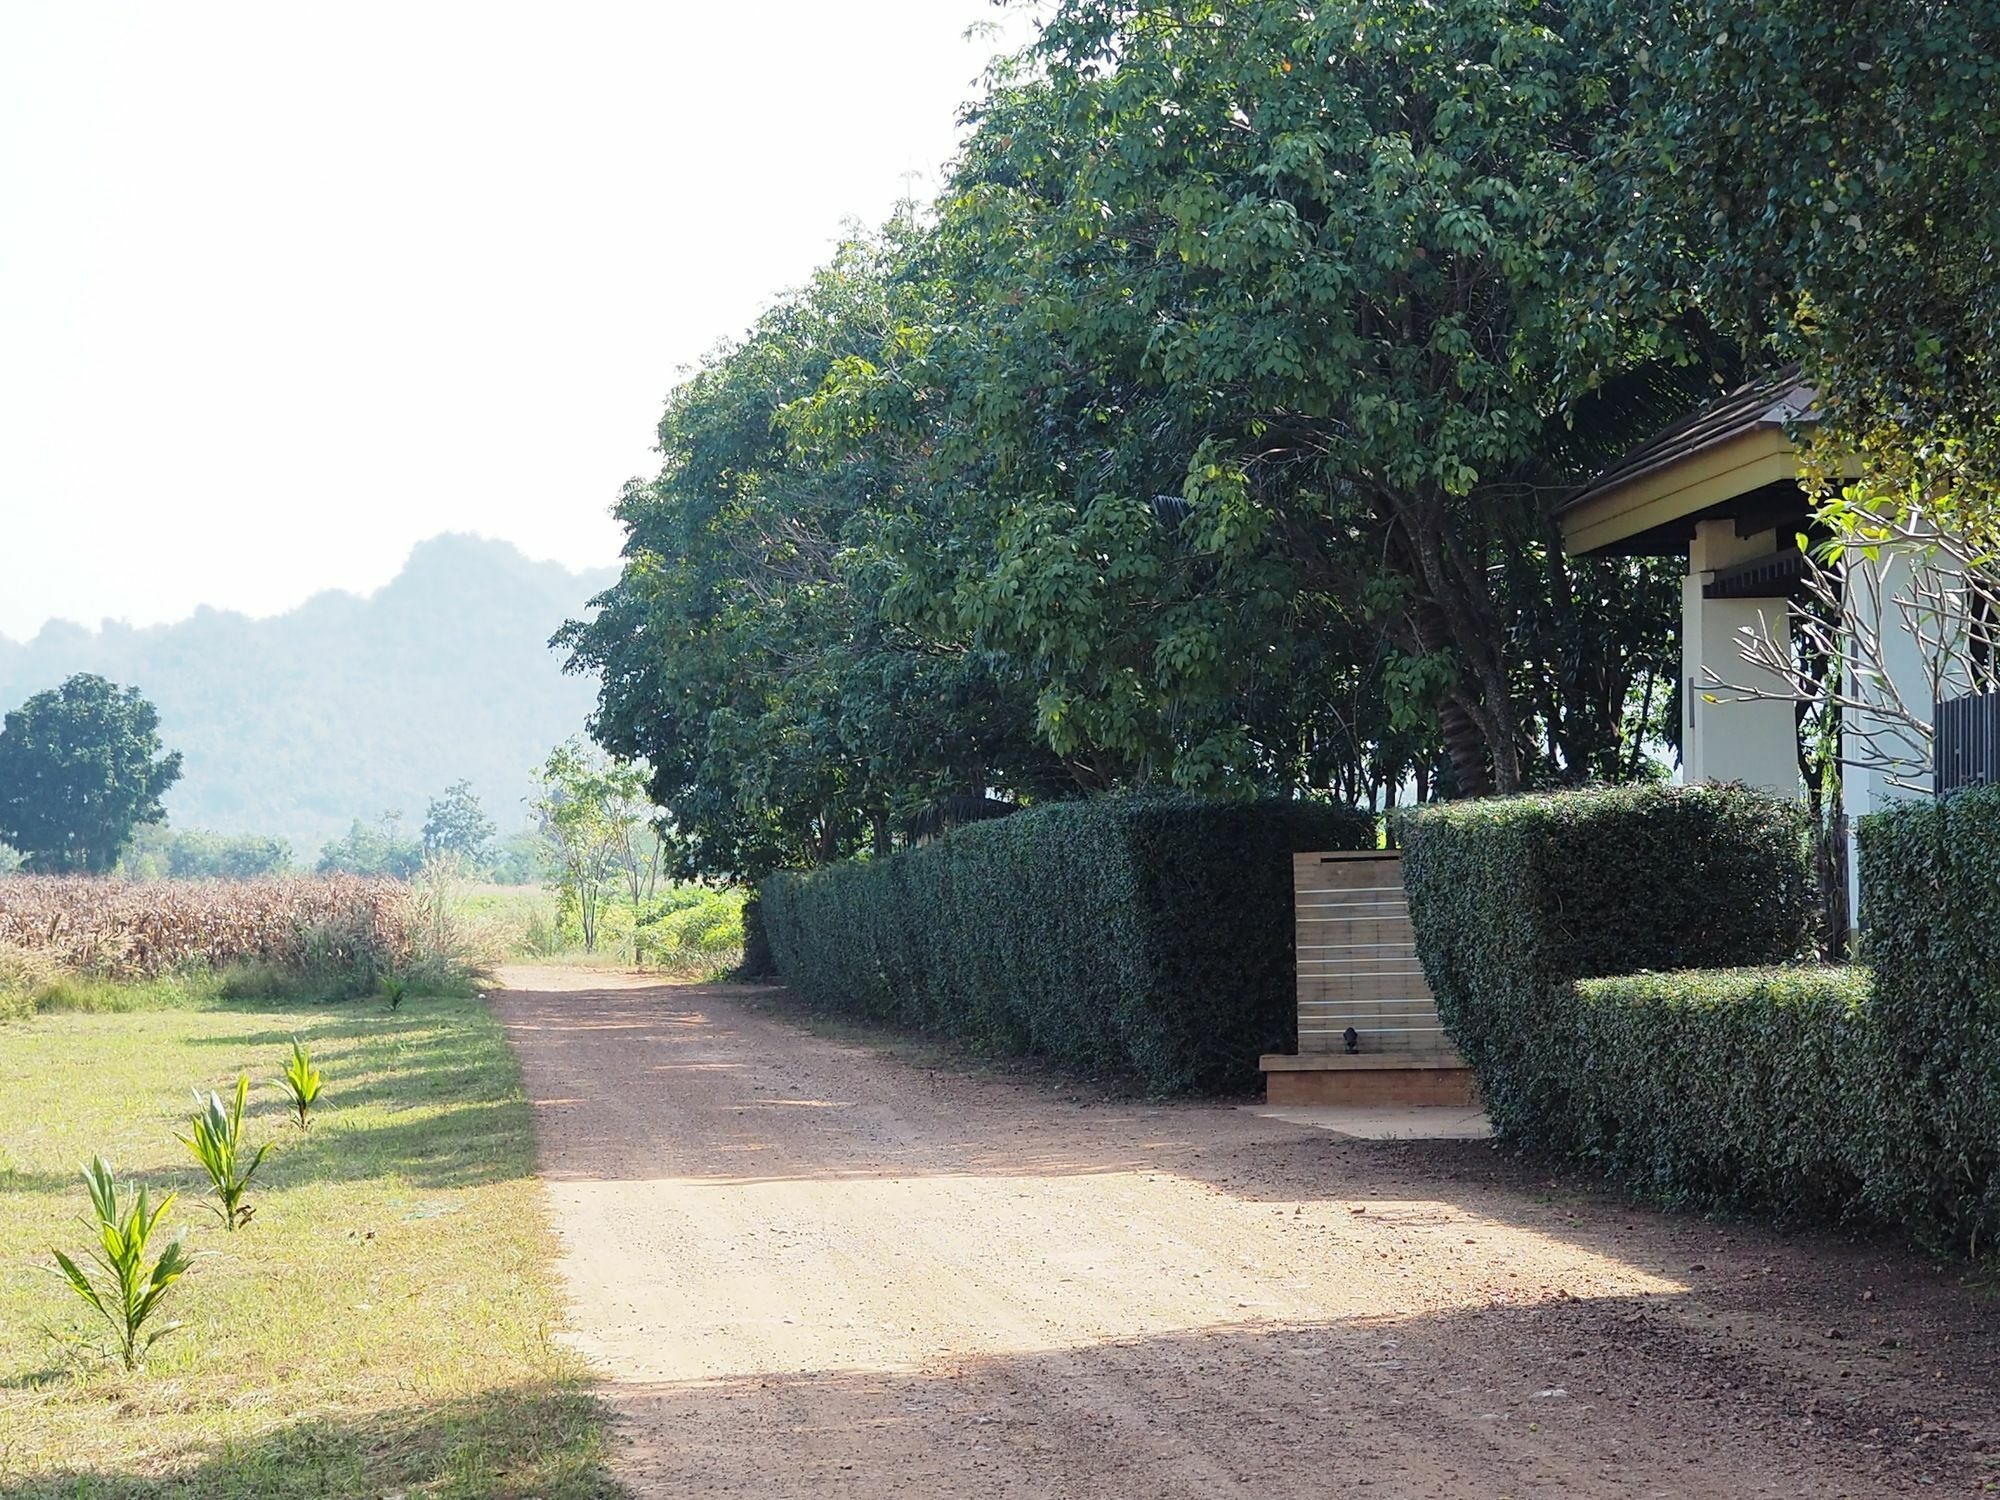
[495,968,2000,1498]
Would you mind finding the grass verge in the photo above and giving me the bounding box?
[0,987,610,1498]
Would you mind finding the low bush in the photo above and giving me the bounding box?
[634,886,745,973]
[1564,967,1874,1215]
[1403,781,2000,1253]
[1857,787,2000,1250]
[762,796,1375,1094]
[1402,783,1816,1141]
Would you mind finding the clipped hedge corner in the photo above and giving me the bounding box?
[1401,783,1816,1142]
[1858,788,2000,1247]
[1401,780,2000,1253]
[760,796,1375,1094]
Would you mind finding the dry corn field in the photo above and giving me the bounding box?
[0,875,408,978]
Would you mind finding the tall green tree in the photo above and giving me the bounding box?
[421,780,496,864]
[834,0,1702,793]
[531,739,661,953]
[1601,0,2000,515]
[567,0,1706,864]
[559,235,1077,881]
[0,674,183,874]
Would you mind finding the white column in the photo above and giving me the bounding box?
[1844,547,1959,925]
[1682,521,1803,797]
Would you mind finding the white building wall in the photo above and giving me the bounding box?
[1843,547,1964,925]
[1682,520,1803,798]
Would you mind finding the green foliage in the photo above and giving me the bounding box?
[422,780,496,864]
[119,825,294,880]
[0,674,183,874]
[1856,789,2000,1248]
[485,828,550,886]
[50,1157,190,1371]
[1562,967,1874,1215]
[531,740,662,955]
[556,235,1076,884]
[315,811,424,880]
[1602,0,2000,509]
[1403,782,2000,1252]
[563,4,1712,876]
[1402,784,1815,1137]
[177,1075,271,1232]
[631,886,745,972]
[275,1038,324,1130]
[762,797,1374,1094]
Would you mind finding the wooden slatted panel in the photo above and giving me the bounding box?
[1294,851,1459,1060]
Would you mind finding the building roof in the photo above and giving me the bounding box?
[1558,367,1814,520]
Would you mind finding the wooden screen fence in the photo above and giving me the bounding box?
[1293,851,1458,1061]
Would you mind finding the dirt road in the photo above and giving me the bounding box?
[496,969,2000,1498]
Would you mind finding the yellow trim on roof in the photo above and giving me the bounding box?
[1560,428,1800,556]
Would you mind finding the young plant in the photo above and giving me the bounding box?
[275,1036,324,1129]
[383,975,408,1011]
[50,1157,190,1371]
[178,1073,271,1230]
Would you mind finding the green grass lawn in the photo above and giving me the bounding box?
[0,989,611,1498]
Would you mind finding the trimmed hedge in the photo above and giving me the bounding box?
[1565,967,1874,1215]
[760,796,1375,1094]
[1403,780,2000,1252]
[1858,788,2000,1248]
[1401,783,1817,1141]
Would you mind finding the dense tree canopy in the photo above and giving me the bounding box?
[0,674,184,874]
[569,0,1994,880]
[1603,0,2000,519]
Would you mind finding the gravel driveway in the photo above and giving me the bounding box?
[496,967,2000,1498]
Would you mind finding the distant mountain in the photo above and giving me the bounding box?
[0,534,616,857]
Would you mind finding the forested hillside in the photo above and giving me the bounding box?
[0,534,610,853]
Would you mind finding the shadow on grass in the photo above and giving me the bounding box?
[0,1381,614,1499]
[0,1168,79,1196]
[256,1099,537,1192]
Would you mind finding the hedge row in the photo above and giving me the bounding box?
[1564,967,1874,1215]
[1857,789,2000,1247]
[1400,783,1817,1141]
[1404,780,2000,1252]
[761,796,1375,1094]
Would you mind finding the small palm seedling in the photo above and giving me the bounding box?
[383,976,407,1012]
[275,1036,324,1129]
[178,1073,271,1231]
[50,1157,190,1371]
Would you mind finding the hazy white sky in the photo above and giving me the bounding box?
[0,1,1037,641]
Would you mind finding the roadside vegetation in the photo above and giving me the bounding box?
[0,982,609,1497]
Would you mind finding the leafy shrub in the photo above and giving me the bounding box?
[51,1158,191,1371]
[1564,967,1874,1214]
[1857,787,2000,1248]
[1402,782,2000,1253]
[762,796,1375,1094]
[1401,783,1815,1140]
[635,886,745,972]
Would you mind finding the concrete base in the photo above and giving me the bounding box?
[1249,1104,1493,1141]
[1259,1054,1482,1109]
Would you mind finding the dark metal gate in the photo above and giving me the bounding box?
[1935,692,2000,794]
